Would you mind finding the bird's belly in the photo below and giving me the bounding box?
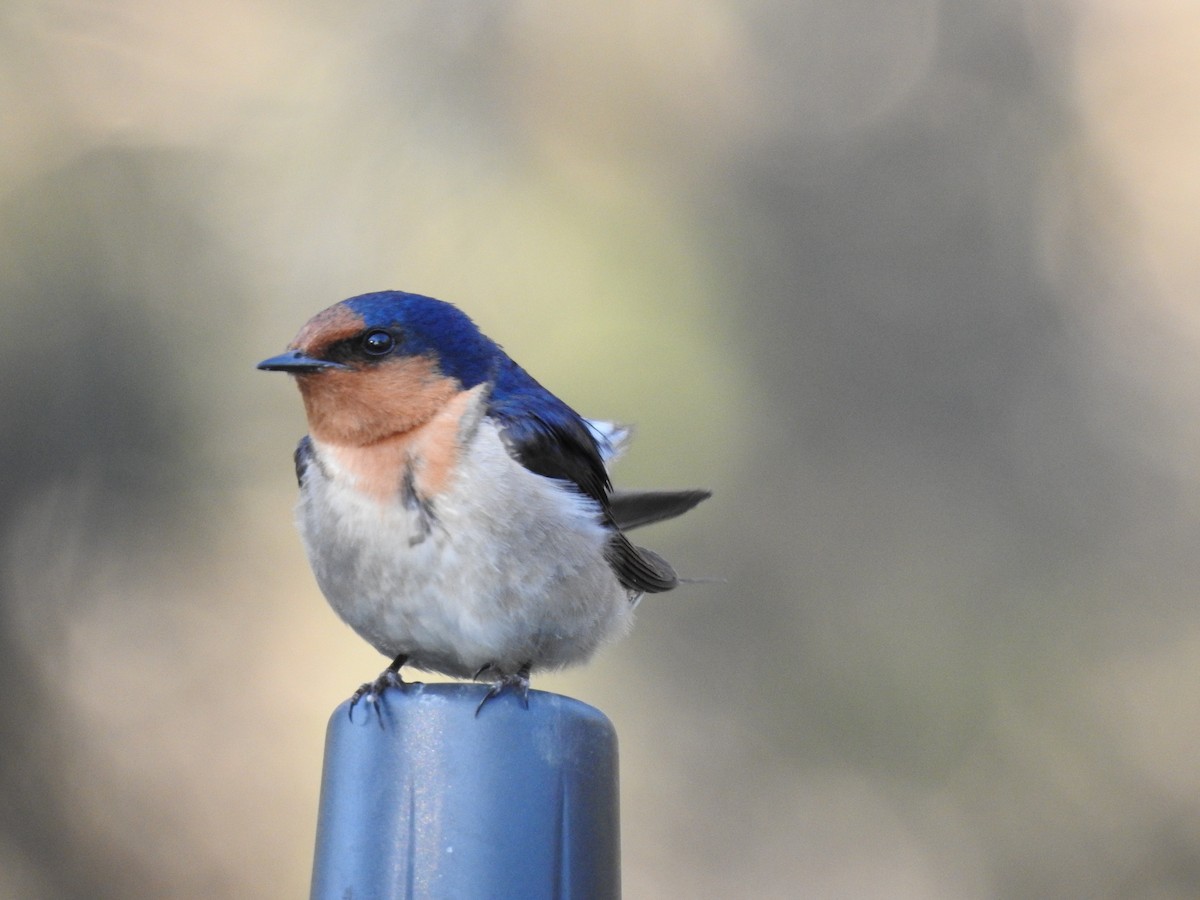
[296,428,633,677]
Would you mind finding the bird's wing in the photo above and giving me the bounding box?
[294,435,315,487]
[605,533,680,593]
[486,362,684,594]
[487,356,612,504]
[494,410,612,506]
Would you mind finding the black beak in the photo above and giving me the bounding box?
[256,351,349,373]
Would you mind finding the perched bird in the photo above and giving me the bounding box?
[258,290,709,712]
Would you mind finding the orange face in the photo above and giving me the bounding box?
[292,355,461,447]
[286,304,461,447]
[284,302,484,502]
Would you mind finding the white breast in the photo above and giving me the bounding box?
[295,418,634,677]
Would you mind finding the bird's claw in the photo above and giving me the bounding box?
[348,655,408,727]
[475,664,532,717]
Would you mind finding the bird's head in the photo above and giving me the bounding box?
[258,291,498,445]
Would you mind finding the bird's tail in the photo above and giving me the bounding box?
[607,489,711,531]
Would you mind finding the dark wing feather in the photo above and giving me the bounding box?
[495,412,611,506]
[605,533,679,593]
[496,421,694,593]
[487,355,612,505]
[294,435,315,487]
[487,356,695,594]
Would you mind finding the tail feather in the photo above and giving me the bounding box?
[608,489,711,531]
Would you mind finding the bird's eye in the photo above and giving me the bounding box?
[361,330,395,356]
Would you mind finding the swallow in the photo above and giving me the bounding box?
[258,290,709,714]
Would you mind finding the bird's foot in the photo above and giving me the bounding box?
[349,654,408,726]
[475,663,532,717]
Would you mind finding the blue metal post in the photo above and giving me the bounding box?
[310,682,620,900]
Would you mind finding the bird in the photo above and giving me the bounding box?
[257,290,710,714]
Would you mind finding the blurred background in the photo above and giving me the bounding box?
[2,1,1198,896]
